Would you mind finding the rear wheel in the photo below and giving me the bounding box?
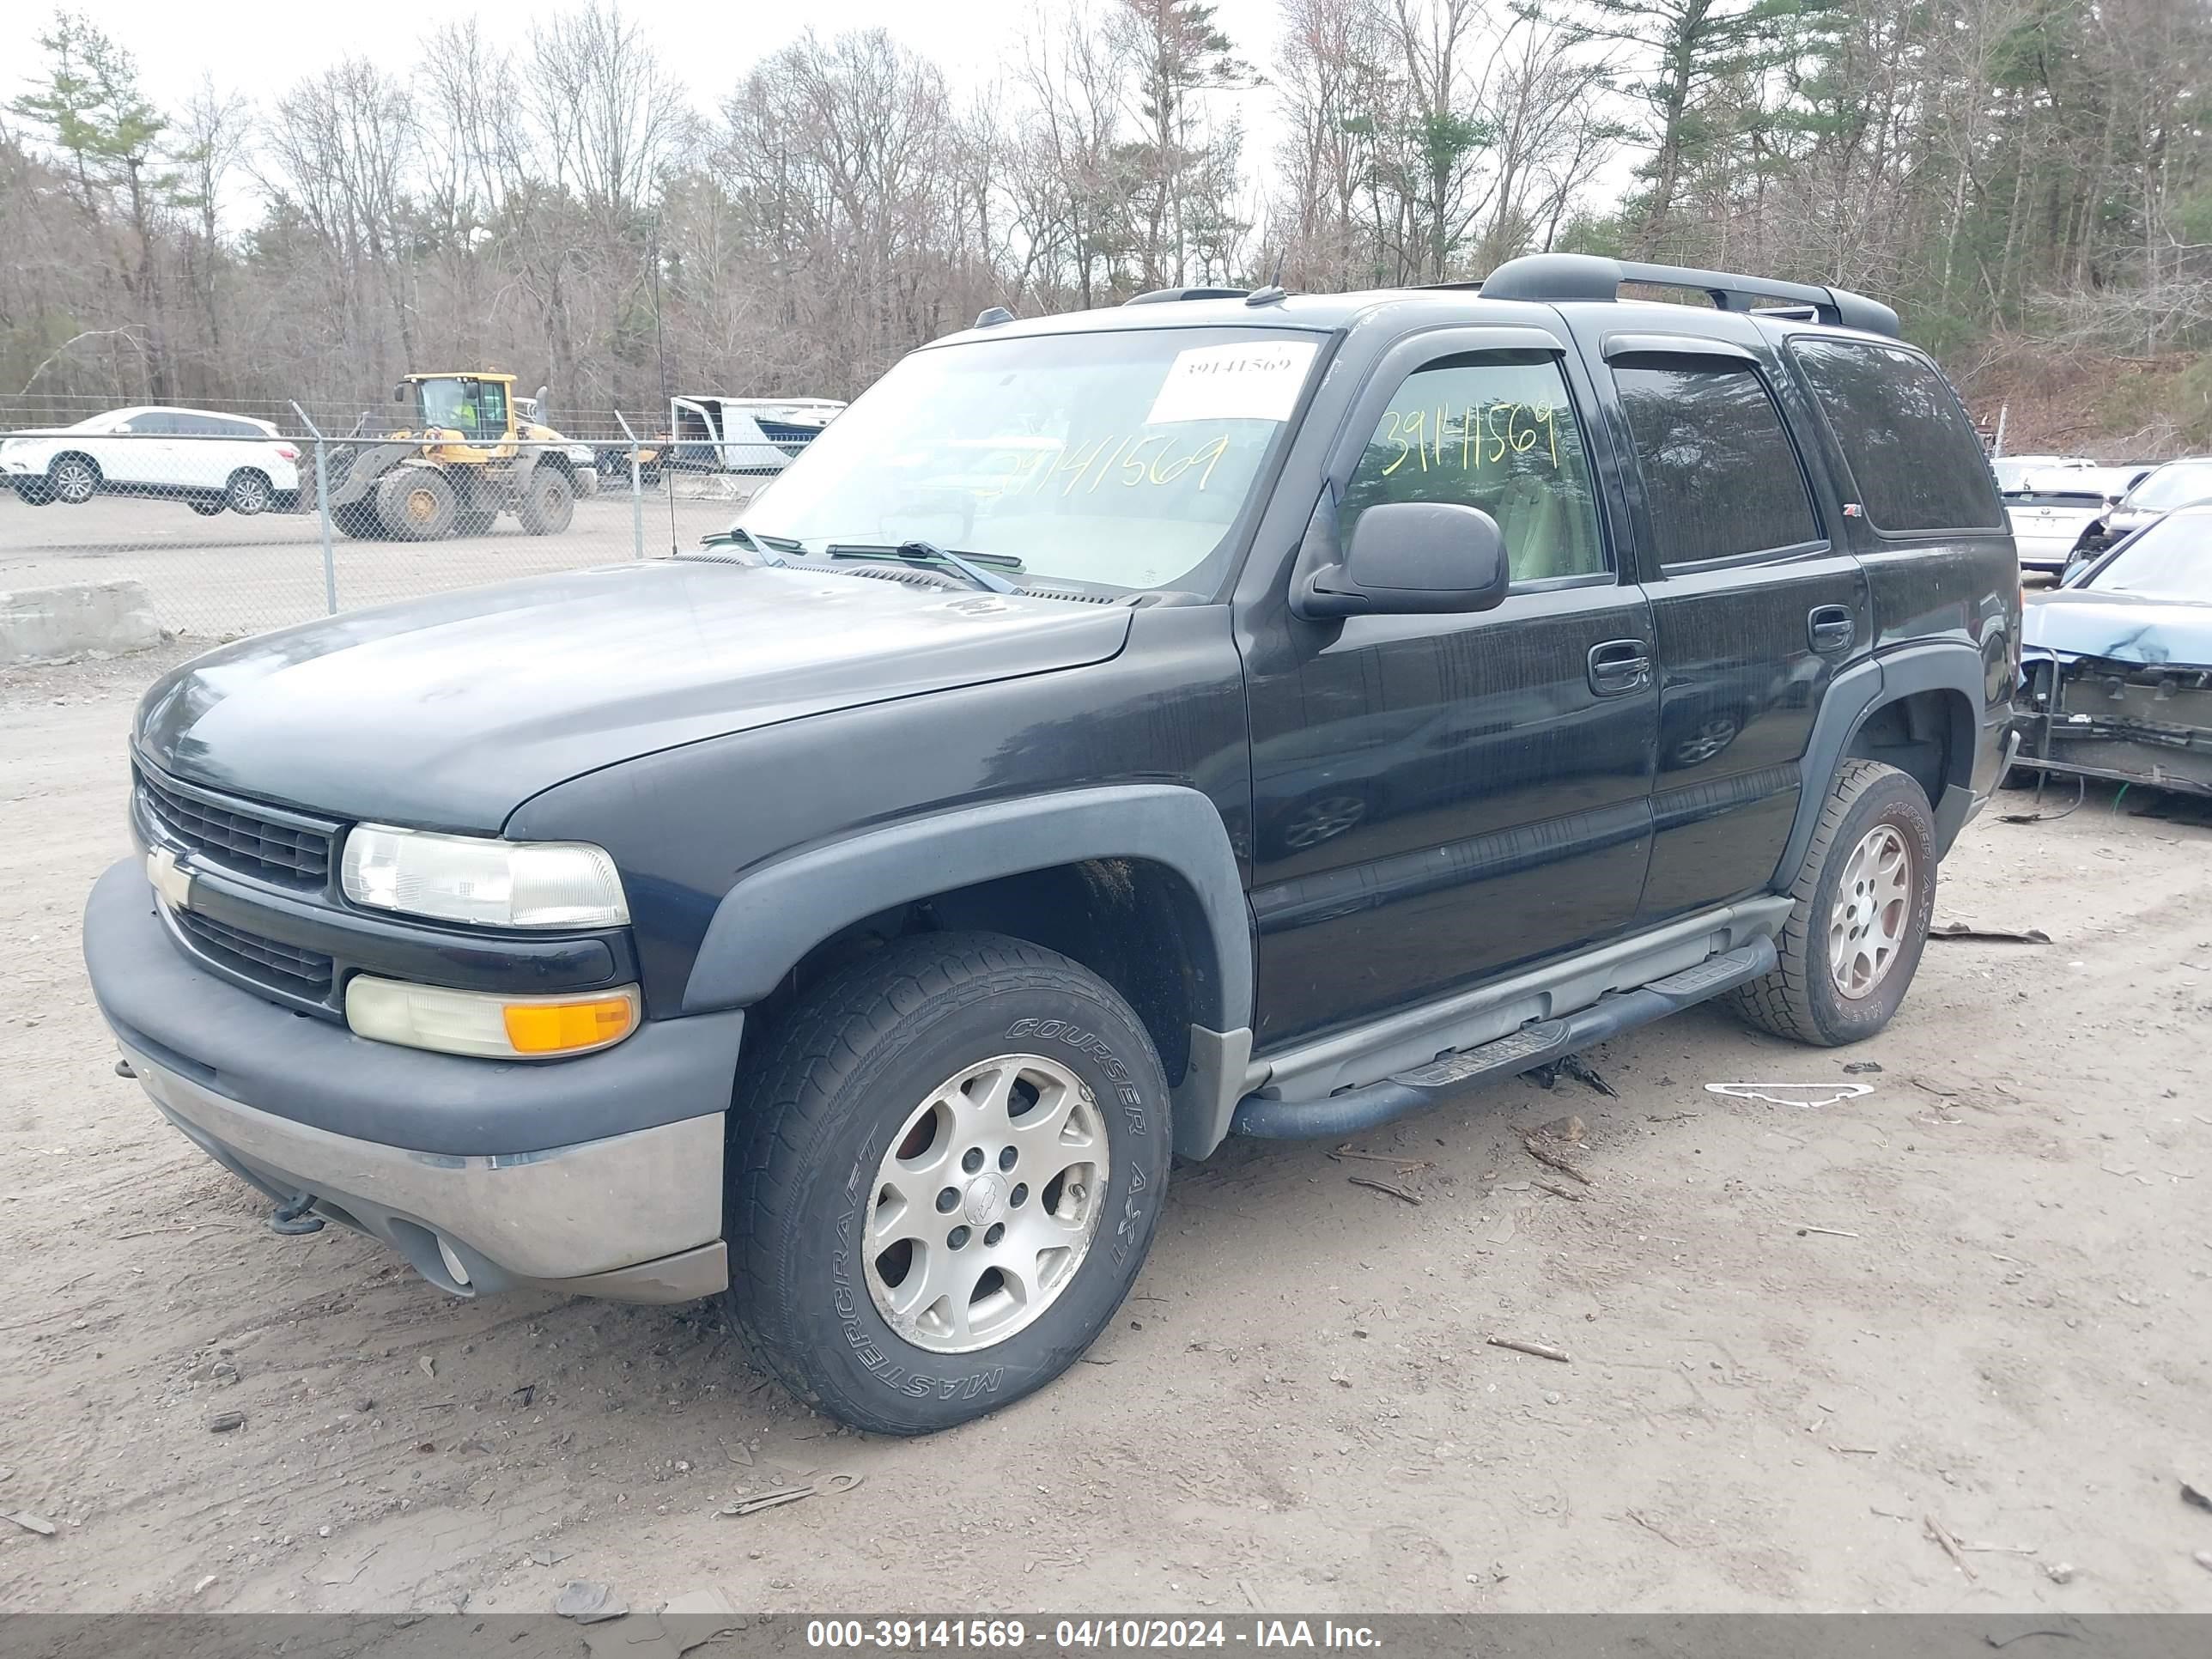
[375,469,459,541]
[516,467,574,535]
[48,453,100,506]
[1727,759,1937,1046]
[224,469,274,516]
[726,932,1170,1435]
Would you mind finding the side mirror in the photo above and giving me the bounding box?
[392,384,409,404]
[1293,501,1511,620]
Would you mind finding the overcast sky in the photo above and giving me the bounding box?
[16,1,1289,172]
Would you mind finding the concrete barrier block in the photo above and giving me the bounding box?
[0,579,163,666]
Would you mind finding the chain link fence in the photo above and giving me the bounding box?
[0,394,810,640]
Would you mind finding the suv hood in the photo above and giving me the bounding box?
[138,561,1131,832]
[2022,586,2212,668]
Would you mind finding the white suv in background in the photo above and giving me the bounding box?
[1,406,301,515]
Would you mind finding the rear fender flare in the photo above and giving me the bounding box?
[680,785,1255,1038]
[1776,641,1987,885]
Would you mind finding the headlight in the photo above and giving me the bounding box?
[341,825,628,928]
[346,976,639,1059]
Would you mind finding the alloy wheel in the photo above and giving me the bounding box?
[864,1053,1109,1354]
[1828,823,1913,1000]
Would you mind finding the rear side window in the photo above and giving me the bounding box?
[1613,359,1820,566]
[1789,338,2002,532]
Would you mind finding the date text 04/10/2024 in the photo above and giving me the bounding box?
[802,1620,1384,1650]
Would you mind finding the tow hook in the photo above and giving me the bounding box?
[268,1190,325,1236]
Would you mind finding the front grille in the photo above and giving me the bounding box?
[137,766,333,885]
[173,908,336,1000]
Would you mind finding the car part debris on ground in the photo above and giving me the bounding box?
[1705,1083,1876,1109]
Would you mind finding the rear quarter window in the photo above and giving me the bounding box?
[1788,337,2002,532]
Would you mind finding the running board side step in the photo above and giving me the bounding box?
[1229,938,1778,1140]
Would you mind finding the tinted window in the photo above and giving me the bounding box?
[116,414,173,434]
[1340,351,1606,581]
[2004,491,2103,509]
[1789,338,2002,532]
[1613,359,1819,564]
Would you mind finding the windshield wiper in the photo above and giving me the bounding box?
[700,526,800,566]
[828,540,1022,594]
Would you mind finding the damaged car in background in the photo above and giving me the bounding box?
[2014,502,2212,799]
[2066,455,2212,566]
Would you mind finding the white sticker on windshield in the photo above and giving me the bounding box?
[1145,340,1318,426]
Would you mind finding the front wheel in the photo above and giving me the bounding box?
[224,469,273,516]
[515,468,574,534]
[1726,759,1937,1045]
[726,933,1170,1435]
[47,453,100,505]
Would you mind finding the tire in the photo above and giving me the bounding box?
[516,467,574,535]
[1726,759,1937,1046]
[375,469,459,541]
[726,932,1171,1435]
[332,499,384,539]
[48,453,100,506]
[224,469,273,516]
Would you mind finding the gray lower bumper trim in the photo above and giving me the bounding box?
[129,1043,726,1301]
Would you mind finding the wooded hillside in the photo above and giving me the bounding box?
[3,0,2207,447]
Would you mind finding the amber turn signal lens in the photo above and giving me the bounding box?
[502,994,638,1054]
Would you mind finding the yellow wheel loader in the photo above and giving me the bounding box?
[323,373,598,541]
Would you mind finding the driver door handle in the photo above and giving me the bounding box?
[1587,639,1652,697]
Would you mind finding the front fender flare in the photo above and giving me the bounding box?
[679,785,1255,1038]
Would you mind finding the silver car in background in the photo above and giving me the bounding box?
[2071,456,2212,562]
[2003,464,2154,577]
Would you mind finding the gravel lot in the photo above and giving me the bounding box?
[0,489,748,638]
[3,643,2209,1615]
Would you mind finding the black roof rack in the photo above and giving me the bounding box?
[1124,286,1248,306]
[1465,252,1900,338]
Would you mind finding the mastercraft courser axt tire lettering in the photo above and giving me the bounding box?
[725,932,1171,1435]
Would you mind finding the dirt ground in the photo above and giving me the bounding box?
[3,643,2209,1617]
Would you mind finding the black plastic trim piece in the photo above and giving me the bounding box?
[681,785,1254,1033]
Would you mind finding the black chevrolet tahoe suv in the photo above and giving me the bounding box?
[85,254,2020,1435]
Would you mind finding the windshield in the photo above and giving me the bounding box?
[417,379,504,439]
[731,326,1322,593]
[2124,461,2212,512]
[2085,512,2212,600]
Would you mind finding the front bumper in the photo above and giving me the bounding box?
[128,1043,727,1301]
[84,859,741,1303]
